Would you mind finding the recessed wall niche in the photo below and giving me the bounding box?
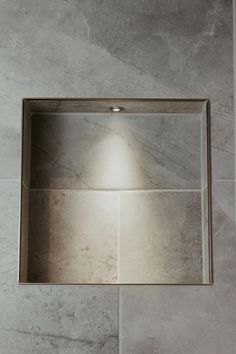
[19,98,212,285]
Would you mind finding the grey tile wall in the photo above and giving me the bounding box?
[0,1,234,354]
[119,181,236,354]
[0,0,233,180]
[0,182,118,353]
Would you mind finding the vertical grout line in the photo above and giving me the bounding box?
[233,0,236,227]
[234,0,236,177]
[207,101,213,283]
[117,192,121,354]
[201,190,207,282]
[117,192,120,283]
[200,114,205,282]
[200,111,208,283]
[118,285,121,354]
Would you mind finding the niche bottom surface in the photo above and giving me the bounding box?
[27,190,206,284]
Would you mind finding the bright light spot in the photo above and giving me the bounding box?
[109,106,123,112]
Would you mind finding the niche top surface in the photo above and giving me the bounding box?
[23,97,208,114]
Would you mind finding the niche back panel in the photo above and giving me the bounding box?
[19,98,212,284]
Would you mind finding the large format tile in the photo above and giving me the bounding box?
[79,0,234,179]
[0,0,233,180]
[119,181,236,354]
[0,181,119,353]
[30,113,202,190]
[0,181,19,293]
[211,115,234,179]
[119,191,203,284]
[212,181,236,284]
[80,0,233,113]
[0,1,234,353]
[0,0,177,180]
[28,191,117,283]
[15,285,119,354]
[0,103,21,179]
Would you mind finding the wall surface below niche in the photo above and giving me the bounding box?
[0,0,235,353]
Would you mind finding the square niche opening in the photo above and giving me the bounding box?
[19,98,212,285]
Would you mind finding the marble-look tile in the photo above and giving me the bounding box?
[28,191,117,283]
[30,113,202,189]
[0,103,21,179]
[211,115,234,179]
[0,0,233,180]
[0,0,178,179]
[0,181,19,293]
[79,0,234,179]
[119,191,203,284]
[79,0,233,113]
[119,181,236,354]
[212,181,236,284]
[0,181,119,353]
[0,1,234,353]
[15,286,119,354]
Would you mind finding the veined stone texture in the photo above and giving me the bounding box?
[0,0,234,353]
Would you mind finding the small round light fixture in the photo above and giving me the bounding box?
[109,106,124,112]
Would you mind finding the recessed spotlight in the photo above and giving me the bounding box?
[109,106,124,112]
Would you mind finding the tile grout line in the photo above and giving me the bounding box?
[117,192,120,283]
[200,112,205,282]
[0,179,20,182]
[234,0,236,182]
[1,179,235,184]
[28,188,203,192]
[200,114,208,283]
[201,187,206,282]
[118,285,121,354]
[233,0,236,232]
[213,179,236,182]
[117,193,121,354]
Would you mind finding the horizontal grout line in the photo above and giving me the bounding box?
[28,188,202,193]
[0,179,233,185]
[18,282,212,286]
[32,112,201,116]
[0,179,20,182]
[213,179,235,182]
